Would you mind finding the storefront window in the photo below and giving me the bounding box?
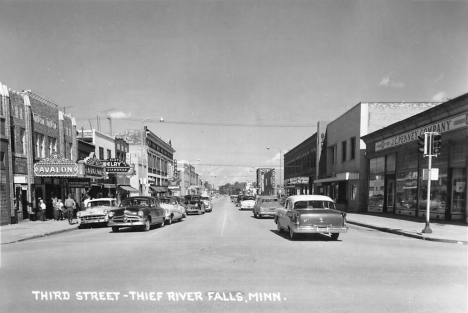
[395,171,418,212]
[418,167,447,216]
[451,168,466,217]
[368,157,385,212]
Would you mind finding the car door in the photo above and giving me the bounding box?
[277,199,288,227]
[172,197,181,219]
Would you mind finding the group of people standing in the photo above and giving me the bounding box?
[37,194,76,224]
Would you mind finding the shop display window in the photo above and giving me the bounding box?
[396,171,418,212]
[418,167,447,215]
[451,168,466,216]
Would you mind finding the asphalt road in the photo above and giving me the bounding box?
[1,196,467,313]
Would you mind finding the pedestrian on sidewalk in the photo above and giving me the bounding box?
[64,194,76,225]
[53,197,60,221]
[57,199,64,220]
[39,199,47,221]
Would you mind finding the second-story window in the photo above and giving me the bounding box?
[35,133,44,158]
[99,147,104,160]
[342,140,347,162]
[107,149,111,159]
[350,137,356,160]
[20,128,25,154]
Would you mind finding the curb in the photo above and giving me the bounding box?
[347,220,467,245]
[1,226,78,245]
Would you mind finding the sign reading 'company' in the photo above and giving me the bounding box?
[34,153,78,177]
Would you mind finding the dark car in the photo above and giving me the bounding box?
[184,195,206,215]
[107,196,165,232]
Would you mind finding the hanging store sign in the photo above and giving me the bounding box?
[78,152,106,179]
[33,153,78,177]
[104,158,131,173]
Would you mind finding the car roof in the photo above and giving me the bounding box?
[89,198,116,202]
[286,195,334,202]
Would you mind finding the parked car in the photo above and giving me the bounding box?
[239,195,255,210]
[230,195,237,203]
[275,195,348,240]
[201,196,213,212]
[77,198,118,228]
[159,196,186,225]
[107,196,165,232]
[253,196,282,218]
[184,195,206,215]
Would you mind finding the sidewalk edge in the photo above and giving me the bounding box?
[1,226,78,246]
[347,220,468,245]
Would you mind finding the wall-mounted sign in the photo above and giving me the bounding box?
[33,153,78,177]
[78,152,106,178]
[104,158,131,173]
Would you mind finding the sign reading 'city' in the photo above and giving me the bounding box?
[105,158,131,173]
[34,153,78,177]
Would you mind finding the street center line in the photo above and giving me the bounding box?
[220,213,227,237]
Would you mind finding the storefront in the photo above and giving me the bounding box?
[362,94,467,223]
[314,172,360,212]
[284,177,310,196]
[77,152,107,206]
[33,153,79,219]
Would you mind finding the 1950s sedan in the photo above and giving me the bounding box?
[253,196,282,218]
[239,195,255,210]
[107,196,165,232]
[77,198,118,228]
[184,195,206,215]
[275,195,348,240]
[159,196,186,225]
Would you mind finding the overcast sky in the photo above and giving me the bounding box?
[1,0,467,186]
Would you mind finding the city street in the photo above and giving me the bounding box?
[1,197,466,313]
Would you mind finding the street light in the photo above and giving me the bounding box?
[140,117,164,195]
[267,146,282,196]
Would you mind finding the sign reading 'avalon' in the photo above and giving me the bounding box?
[34,153,78,177]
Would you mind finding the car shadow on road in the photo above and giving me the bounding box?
[269,230,341,242]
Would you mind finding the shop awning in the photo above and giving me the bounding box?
[103,184,116,188]
[118,185,139,193]
[314,172,359,183]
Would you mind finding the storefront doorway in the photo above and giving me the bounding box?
[451,168,466,220]
[385,175,395,213]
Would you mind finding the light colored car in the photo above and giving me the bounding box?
[239,195,255,210]
[108,196,165,232]
[201,196,213,212]
[275,195,348,240]
[77,198,118,228]
[253,196,282,218]
[159,196,186,225]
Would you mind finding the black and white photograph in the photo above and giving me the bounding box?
[0,0,467,312]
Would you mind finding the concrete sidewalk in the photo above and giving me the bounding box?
[1,219,79,245]
[1,213,467,245]
[346,213,468,245]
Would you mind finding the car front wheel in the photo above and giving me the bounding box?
[331,233,339,241]
[142,218,151,231]
[165,216,172,225]
[112,226,119,232]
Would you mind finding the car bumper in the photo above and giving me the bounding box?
[258,211,277,217]
[241,206,254,209]
[108,217,145,227]
[78,216,109,225]
[292,225,348,234]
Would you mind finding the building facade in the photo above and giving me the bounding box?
[362,94,467,223]
[0,83,78,225]
[314,102,440,212]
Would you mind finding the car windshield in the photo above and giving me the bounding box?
[242,196,254,201]
[293,200,336,210]
[160,198,171,204]
[87,201,112,207]
[121,198,150,207]
[202,197,210,200]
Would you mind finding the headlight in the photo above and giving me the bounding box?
[165,209,169,214]
[77,212,81,217]
[138,211,144,217]
[103,209,108,215]
[108,211,115,217]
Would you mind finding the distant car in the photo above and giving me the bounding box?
[107,196,165,232]
[159,196,186,225]
[77,198,118,228]
[275,195,348,240]
[230,195,237,203]
[253,196,282,218]
[201,196,213,212]
[184,195,206,215]
[239,195,255,210]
